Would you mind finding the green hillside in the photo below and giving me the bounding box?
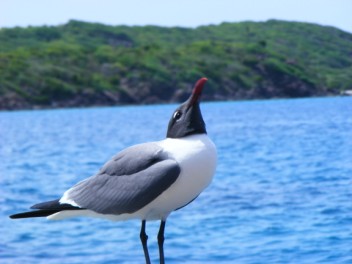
[0,19,351,109]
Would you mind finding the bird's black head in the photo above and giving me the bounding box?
[166,78,207,138]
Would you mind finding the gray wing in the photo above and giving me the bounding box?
[65,143,180,215]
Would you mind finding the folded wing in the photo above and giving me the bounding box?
[62,142,180,215]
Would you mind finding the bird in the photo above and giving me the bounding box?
[10,77,217,264]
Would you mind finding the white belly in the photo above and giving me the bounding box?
[49,134,217,221]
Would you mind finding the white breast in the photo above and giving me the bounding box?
[138,134,217,220]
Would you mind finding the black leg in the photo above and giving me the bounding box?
[158,220,166,264]
[140,220,151,264]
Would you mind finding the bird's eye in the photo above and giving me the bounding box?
[173,111,182,120]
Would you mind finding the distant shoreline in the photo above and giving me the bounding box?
[1,20,351,111]
[0,93,343,112]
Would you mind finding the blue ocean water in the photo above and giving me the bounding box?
[0,97,351,264]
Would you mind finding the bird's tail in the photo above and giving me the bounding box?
[9,199,84,219]
[10,210,61,219]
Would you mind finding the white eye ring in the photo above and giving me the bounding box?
[173,111,182,120]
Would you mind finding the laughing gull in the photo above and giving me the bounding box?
[10,78,217,264]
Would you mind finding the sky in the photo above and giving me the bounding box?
[0,0,351,33]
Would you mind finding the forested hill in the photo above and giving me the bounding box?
[1,20,351,110]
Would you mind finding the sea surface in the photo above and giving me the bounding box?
[1,97,351,264]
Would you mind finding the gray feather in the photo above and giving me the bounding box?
[100,143,163,176]
[66,143,180,214]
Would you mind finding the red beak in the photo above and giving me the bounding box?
[188,77,208,106]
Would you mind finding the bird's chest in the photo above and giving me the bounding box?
[138,135,217,220]
[158,135,217,194]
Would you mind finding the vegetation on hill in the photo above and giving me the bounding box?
[0,19,351,109]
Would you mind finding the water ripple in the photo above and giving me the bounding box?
[1,97,352,263]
